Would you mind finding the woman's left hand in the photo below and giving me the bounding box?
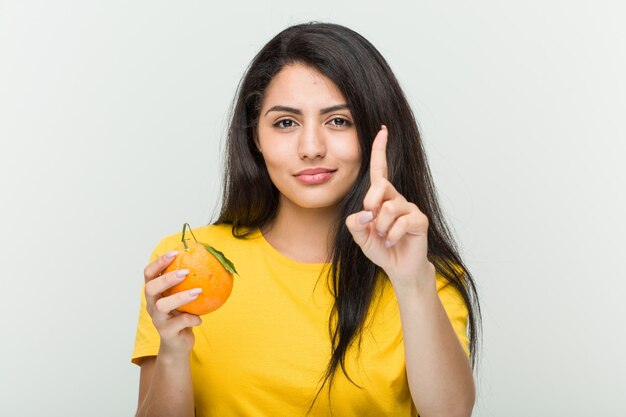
[345,125,435,292]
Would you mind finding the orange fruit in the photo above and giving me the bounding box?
[162,224,236,316]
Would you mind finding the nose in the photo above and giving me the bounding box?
[297,125,326,160]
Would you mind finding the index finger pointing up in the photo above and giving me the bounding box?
[370,125,388,182]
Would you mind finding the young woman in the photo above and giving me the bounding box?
[133,22,481,417]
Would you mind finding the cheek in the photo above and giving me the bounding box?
[337,140,362,166]
[259,148,290,185]
[336,143,362,187]
[261,145,288,169]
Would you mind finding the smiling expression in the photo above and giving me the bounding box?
[256,63,362,211]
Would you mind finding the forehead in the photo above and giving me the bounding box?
[260,63,348,109]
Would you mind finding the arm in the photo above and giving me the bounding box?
[135,250,203,417]
[136,354,195,417]
[346,126,475,416]
[395,272,475,417]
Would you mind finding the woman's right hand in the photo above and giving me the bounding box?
[143,250,203,358]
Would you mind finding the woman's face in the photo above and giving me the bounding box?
[256,63,361,212]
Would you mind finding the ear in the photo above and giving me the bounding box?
[253,129,262,154]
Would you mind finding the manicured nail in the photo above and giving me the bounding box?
[165,250,178,259]
[176,269,189,278]
[359,211,374,224]
[381,125,387,131]
[384,240,393,248]
[189,288,203,297]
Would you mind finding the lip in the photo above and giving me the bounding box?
[294,167,337,185]
[294,167,336,176]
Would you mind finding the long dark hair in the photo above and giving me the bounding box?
[215,21,481,402]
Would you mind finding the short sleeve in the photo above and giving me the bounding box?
[436,276,470,358]
[131,237,171,365]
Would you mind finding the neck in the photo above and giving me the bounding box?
[261,199,339,264]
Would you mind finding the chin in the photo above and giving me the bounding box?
[282,194,344,211]
[295,200,342,210]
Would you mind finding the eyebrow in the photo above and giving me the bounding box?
[264,104,350,117]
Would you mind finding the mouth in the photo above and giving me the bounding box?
[294,168,337,176]
[294,168,337,185]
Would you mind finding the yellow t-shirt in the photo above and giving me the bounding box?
[132,224,470,416]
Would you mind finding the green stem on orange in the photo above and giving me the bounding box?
[187,225,200,243]
[180,222,237,275]
[181,223,191,251]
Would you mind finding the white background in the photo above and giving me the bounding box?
[1,1,625,416]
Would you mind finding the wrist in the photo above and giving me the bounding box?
[394,278,437,306]
[157,346,192,366]
[390,263,437,304]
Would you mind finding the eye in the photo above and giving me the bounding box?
[274,119,297,129]
[328,117,352,128]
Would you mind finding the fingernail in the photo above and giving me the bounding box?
[165,250,178,260]
[359,211,374,224]
[189,288,203,297]
[176,269,189,278]
[381,125,387,130]
[384,240,393,248]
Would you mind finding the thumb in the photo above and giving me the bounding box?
[345,210,374,247]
